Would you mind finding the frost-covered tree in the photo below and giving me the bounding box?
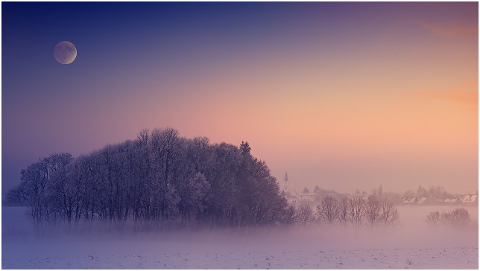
[440,208,472,228]
[14,153,73,224]
[9,128,291,228]
[317,195,338,224]
[426,211,441,226]
[348,194,365,228]
[295,204,315,226]
[364,195,381,228]
[337,196,349,226]
[426,208,472,229]
[282,205,296,225]
[177,172,210,222]
[379,195,399,227]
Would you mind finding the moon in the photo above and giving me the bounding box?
[54,41,77,64]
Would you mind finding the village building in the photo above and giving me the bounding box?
[402,197,418,204]
[443,198,461,205]
[461,194,478,205]
[417,197,427,205]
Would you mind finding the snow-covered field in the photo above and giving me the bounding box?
[2,206,478,269]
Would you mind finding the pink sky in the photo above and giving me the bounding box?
[3,2,478,195]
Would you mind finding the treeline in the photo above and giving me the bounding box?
[404,185,460,202]
[293,194,400,229]
[7,128,291,228]
[301,184,465,206]
[426,208,474,228]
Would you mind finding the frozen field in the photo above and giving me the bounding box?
[2,243,477,269]
[2,206,478,269]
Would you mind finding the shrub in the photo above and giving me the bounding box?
[441,208,471,228]
[426,208,472,228]
[426,211,441,225]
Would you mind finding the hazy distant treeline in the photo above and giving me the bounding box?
[7,128,292,227]
[294,194,400,229]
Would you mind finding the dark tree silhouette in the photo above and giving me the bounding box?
[8,128,290,229]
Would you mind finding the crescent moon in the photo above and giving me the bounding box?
[54,41,77,64]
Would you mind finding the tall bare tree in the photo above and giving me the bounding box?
[317,195,338,224]
[296,204,315,226]
[379,195,400,227]
[337,196,349,226]
[348,194,365,228]
[364,195,381,228]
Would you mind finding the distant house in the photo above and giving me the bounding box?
[402,197,418,204]
[461,194,478,205]
[353,192,369,201]
[444,198,461,205]
[299,193,316,203]
[417,197,427,205]
[287,196,298,205]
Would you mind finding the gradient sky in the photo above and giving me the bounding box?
[2,2,478,195]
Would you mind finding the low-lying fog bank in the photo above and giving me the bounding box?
[2,205,478,269]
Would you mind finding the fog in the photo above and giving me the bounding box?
[3,206,477,264]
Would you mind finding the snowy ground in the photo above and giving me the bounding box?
[2,206,478,269]
[2,245,477,269]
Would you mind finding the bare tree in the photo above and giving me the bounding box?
[441,208,472,228]
[364,195,381,228]
[427,208,472,228]
[296,204,315,226]
[282,205,296,224]
[337,196,349,226]
[317,195,338,224]
[426,211,441,226]
[177,173,210,222]
[348,194,365,228]
[379,195,399,227]
[21,153,73,224]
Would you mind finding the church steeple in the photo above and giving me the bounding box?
[284,172,289,193]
